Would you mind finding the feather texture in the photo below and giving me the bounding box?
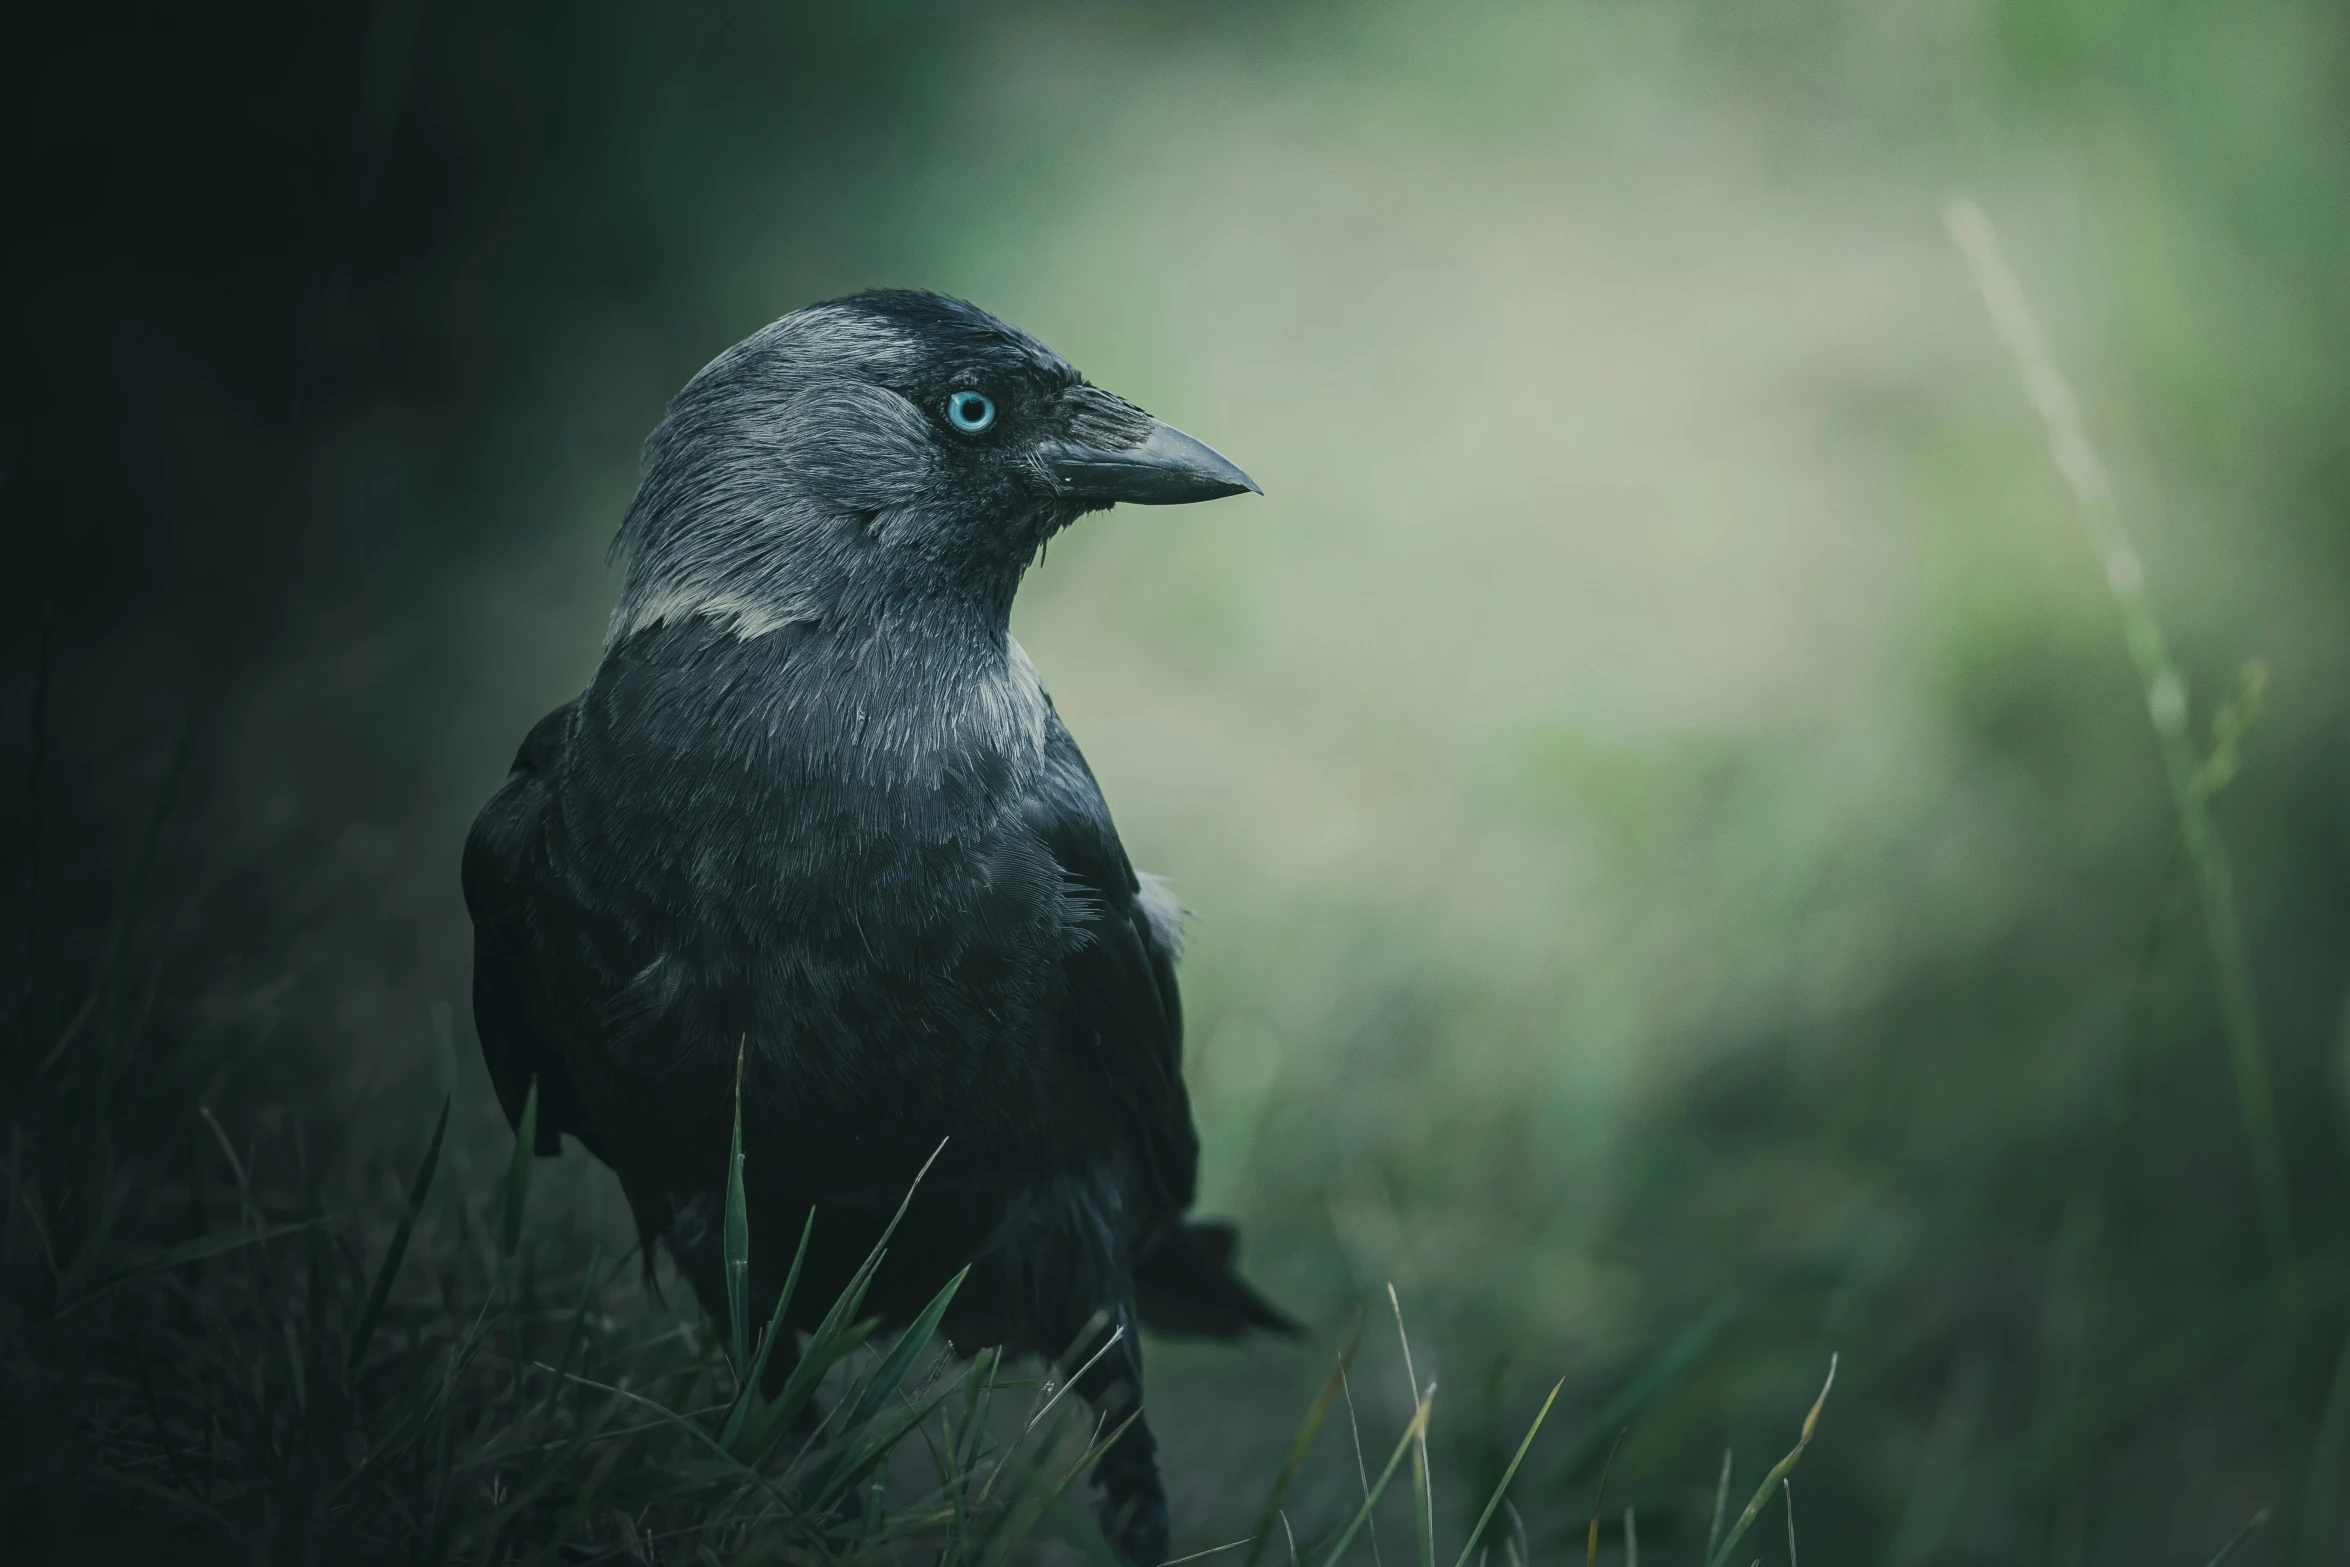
[463,289,1286,1564]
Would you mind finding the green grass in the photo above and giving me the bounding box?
[0,880,1730,1564]
[5,972,1131,1558]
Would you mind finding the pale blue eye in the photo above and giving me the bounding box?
[946,389,996,433]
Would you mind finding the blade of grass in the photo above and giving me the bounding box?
[1057,1405,1143,1492]
[80,1218,327,1301]
[1409,1403,1435,1567]
[30,988,99,1080]
[196,1107,259,1232]
[329,1314,492,1503]
[478,1391,625,1539]
[745,1311,880,1466]
[1389,1285,1435,1567]
[835,1263,967,1441]
[2,1132,58,1286]
[130,1341,193,1499]
[979,1322,1126,1504]
[726,1039,750,1377]
[2205,1509,2272,1567]
[942,1342,1004,1550]
[1551,1300,1736,1485]
[348,1095,450,1378]
[94,721,191,1090]
[1943,195,2296,1299]
[302,1175,330,1411]
[809,1388,955,1509]
[1244,1321,1364,1567]
[498,1079,539,1261]
[1586,1426,1628,1567]
[1703,1449,1733,1564]
[721,1206,813,1450]
[1313,1396,1434,1567]
[1341,1359,1384,1567]
[807,1265,968,1498]
[1452,1378,1562,1567]
[535,1242,601,1421]
[1704,1354,1837,1567]
[737,1137,946,1464]
[973,1406,1091,1567]
[958,1341,1002,1471]
[555,1367,794,1509]
[499,1079,541,1408]
[528,1424,638,1567]
[1016,1310,1109,1432]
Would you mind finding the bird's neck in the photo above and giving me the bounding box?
[582,593,1049,851]
[608,497,1036,651]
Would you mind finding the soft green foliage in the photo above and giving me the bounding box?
[2,927,1113,1560]
[0,845,1655,1561]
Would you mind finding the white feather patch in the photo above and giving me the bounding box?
[1134,872,1188,962]
[998,637,1050,753]
[610,588,813,643]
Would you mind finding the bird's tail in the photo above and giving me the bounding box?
[1133,1219,1302,1338]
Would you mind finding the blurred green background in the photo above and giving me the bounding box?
[10,1,2350,1560]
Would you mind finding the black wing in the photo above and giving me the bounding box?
[1025,708,1299,1337]
[460,701,604,1160]
[1023,708,1200,1220]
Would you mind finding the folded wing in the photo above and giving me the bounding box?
[1024,709,1297,1338]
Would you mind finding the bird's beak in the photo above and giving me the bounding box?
[1036,420,1262,506]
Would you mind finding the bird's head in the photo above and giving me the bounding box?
[609,290,1258,642]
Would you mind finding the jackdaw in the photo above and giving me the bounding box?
[462,289,1294,1558]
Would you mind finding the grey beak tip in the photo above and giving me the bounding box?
[1038,419,1261,508]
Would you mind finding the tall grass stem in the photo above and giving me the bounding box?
[1943,195,2296,1302]
[1703,1354,1836,1567]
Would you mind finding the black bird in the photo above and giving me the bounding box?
[462,290,1295,1558]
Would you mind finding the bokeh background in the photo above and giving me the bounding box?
[8,1,2350,1560]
